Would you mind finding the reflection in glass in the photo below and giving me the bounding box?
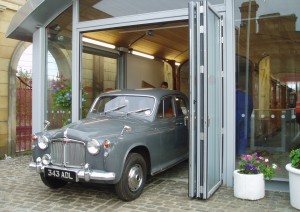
[81,48,118,118]
[81,20,189,102]
[79,0,224,22]
[235,0,300,180]
[46,6,73,129]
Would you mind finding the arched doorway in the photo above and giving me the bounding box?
[9,43,60,154]
[8,41,31,155]
[16,44,33,152]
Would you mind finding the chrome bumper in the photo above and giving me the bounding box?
[29,161,116,182]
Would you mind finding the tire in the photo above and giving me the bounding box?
[40,174,68,189]
[115,153,147,201]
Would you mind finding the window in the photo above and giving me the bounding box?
[234,0,300,180]
[175,96,188,117]
[157,96,175,119]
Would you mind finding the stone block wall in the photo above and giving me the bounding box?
[0,0,25,158]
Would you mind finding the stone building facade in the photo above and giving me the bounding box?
[0,0,27,158]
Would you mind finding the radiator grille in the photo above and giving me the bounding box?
[51,139,85,167]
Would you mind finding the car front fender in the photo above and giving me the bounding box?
[104,135,150,183]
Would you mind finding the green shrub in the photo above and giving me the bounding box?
[289,148,300,169]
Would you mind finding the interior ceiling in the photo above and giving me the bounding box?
[46,0,225,64]
[49,0,190,64]
[83,22,189,63]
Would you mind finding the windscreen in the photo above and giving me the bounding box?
[90,95,155,118]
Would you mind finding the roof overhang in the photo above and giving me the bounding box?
[6,0,72,42]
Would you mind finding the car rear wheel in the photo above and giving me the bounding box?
[115,153,147,201]
[40,174,68,189]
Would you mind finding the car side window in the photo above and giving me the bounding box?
[175,96,188,117]
[157,96,175,119]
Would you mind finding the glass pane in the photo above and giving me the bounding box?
[81,20,188,95]
[89,95,154,119]
[207,6,221,192]
[175,97,188,116]
[157,96,174,119]
[79,0,224,22]
[46,6,73,129]
[234,0,300,180]
[81,46,118,118]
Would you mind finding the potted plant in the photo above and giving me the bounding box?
[234,152,277,200]
[286,148,300,210]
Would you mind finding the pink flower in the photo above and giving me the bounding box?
[246,155,252,160]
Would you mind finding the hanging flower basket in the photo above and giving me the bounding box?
[234,170,265,200]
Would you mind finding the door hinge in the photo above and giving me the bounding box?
[221,128,224,134]
[200,132,204,140]
[221,71,224,78]
[200,25,204,33]
[221,36,224,44]
[200,186,203,193]
[199,5,204,13]
[200,65,204,73]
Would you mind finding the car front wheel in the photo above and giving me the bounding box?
[115,153,147,201]
[40,174,68,189]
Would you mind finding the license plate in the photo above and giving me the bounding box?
[45,168,76,182]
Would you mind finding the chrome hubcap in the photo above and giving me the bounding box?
[128,164,143,192]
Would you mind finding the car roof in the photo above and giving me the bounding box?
[100,88,187,99]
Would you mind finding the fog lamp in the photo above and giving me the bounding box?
[42,154,51,165]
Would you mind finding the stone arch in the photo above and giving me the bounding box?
[8,41,72,155]
[8,41,31,156]
[48,42,72,79]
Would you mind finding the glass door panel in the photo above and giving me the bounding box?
[234,0,300,181]
[189,1,222,199]
[206,6,222,196]
[46,6,73,129]
[81,45,118,118]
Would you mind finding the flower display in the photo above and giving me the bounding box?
[237,152,277,180]
[51,75,87,125]
[52,80,72,111]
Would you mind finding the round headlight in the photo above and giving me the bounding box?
[38,136,49,150]
[42,154,51,165]
[87,139,100,155]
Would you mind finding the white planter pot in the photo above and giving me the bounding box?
[234,170,265,200]
[285,163,300,210]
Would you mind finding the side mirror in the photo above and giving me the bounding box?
[44,120,50,130]
[120,125,132,136]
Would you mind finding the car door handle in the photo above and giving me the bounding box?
[176,122,184,125]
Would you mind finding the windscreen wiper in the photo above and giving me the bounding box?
[104,104,126,114]
[126,108,150,115]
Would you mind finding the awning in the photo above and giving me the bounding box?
[6,0,72,42]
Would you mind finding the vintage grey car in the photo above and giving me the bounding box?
[29,89,189,201]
